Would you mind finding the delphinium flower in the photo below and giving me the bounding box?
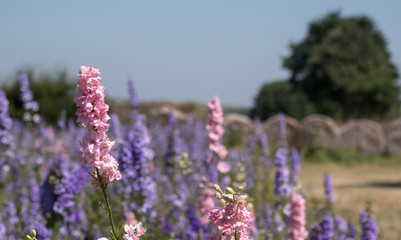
[323,173,335,204]
[274,148,291,196]
[309,223,322,240]
[198,187,216,224]
[25,179,52,240]
[334,216,347,240]
[278,112,287,147]
[264,204,273,240]
[17,70,40,123]
[74,65,121,188]
[290,148,302,186]
[74,65,122,240]
[346,222,357,240]
[209,185,251,240]
[253,117,271,173]
[360,210,379,240]
[320,213,334,240]
[165,110,185,173]
[288,193,308,240]
[0,89,13,146]
[119,115,156,217]
[128,79,140,108]
[206,96,227,161]
[123,222,146,240]
[53,165,89,215]
[186,206,201,238]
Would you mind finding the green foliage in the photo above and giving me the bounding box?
[250,80,315,121]
[283,11,400,120]
[1,69,77,124]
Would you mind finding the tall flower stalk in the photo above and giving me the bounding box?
[74,65,122,239]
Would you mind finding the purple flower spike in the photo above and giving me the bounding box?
[360,211,379,240]
[324,172,335,203]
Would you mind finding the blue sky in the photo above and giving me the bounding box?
[1,1,400,107]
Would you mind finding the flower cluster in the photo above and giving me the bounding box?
[74,65,121,189]
[0,90,13,145]
[209,185,251,240]
[17,70,40,122]
[289,193,308,240]
[324,173,335,203]
[123,222,146,240]
[206,96,227,159]
[274,148,291,196]
[360,211,379,240]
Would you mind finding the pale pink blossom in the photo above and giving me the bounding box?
[123,222,146,240]
[206,96,227,159]
[209,194,251,240]
[216,161,231,174]
[198,188,216,224]
[74,65,121,189]
[289,193,308,240]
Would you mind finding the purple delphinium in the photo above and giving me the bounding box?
[17,70,40,122]
[274,148,291,196]
[323,173,335,203]
[360,210,379,240]
[335,216,347,240]
[309,222,322,240]
[254,117,271,174]
[119,115,156,217]
[0,89,13,146]
[53,165,89,215]
[290,147,302,186]
[346,222,357,240]
[320,213,334,240]
[278,112,287,147]
[128,79,140,108]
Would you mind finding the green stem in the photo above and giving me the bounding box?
[97,168,119,240]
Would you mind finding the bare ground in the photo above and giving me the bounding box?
[300,162,401,239]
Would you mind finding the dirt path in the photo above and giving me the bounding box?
[300,162,401,239]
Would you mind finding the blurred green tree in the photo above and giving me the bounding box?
[250,80,315,121]
[2,70,77,125]
[283,11,400,120]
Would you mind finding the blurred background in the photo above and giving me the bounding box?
[1,1,401,239]
[1,1,401,123]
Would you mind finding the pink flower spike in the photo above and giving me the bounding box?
[206,96,227,159]
[289,193,308,240]
[74,65,121,189]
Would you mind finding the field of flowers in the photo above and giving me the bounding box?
[0,66,380,240]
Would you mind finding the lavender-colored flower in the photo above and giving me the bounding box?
[128,79,140,108]
[320,213,334,240]
[274,148,291,196]
[18,70,40,122]
[346,222,357,240]
[335,216,347,240]
[278,112,287,147]
[53,165,89,215]
[0,220,5,235]
[290,147,302,185]
[323,173,335,203]
[0,89,13,145]
[360,211,379,240]
[309,222,322,240]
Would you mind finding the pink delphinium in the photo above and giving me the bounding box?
[198,187,216,224]
[123,222,146,240]
[209,186,251,240]
[74,65,121,189]
[206,96,227,159]
[289,193,308,240]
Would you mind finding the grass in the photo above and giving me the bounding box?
[300,150,401,240]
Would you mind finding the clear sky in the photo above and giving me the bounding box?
[1,1,400,107]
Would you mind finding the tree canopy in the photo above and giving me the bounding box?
[250,80,315,121]
[2,70,77,125]
[283,11,399,120]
